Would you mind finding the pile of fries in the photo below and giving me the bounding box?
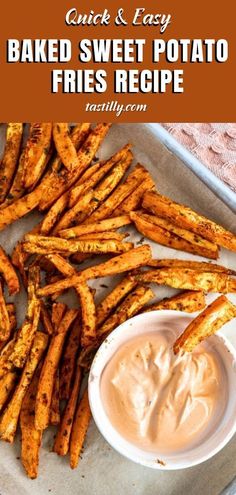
[0,123,235,479]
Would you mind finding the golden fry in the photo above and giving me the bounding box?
[22,123,52,189]
[35,309,78,430]
[50,369,60,425]
[0,283,10,342]
[0,332,48,443]
[20,363,43,479]
[0,123,23,203]
[135,212,219,254]
[142,190,236,252]
[96,275,137,327]
[23,235,133,255]
[130,211,219,259]
[77,232,127,241]
[70,387,91,469]
[84,164,147,224]
[0,148,26,209]
[37,245,152,297]
[54,362,83,456]
[143,290,206,313]
[113,169,155,215]
[52,189,94,233]
[174,295,236,354]
[53,123,80,172]
[0,245,20,295]
[59,315,81,400]
[59,215,131,239]
[148,258,236,275]
[76,282,96,347]
[137,268,236,293]
[0,371,18,413]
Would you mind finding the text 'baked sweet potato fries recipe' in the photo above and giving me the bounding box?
[0,123,235,478]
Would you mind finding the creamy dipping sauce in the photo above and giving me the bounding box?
[100,330,227,453]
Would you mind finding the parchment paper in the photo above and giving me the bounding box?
[0,123,235,495]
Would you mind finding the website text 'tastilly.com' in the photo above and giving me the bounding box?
[85,100,147,117]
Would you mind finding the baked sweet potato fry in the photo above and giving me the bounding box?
[38,245,152,297]
[143,290,206,313]
[0,123,23,203]
[0,191,40,232]
[23,234,133,256]
[0,148,25,209]
[137,268,236,293]
[0,283,10,341]
[50,369,60,425]
[51,123,90,173]
[134,211,219,255]
[8,266,41,368]
[77,232,128,241]
[113,171,155,215]
[84,164,148,224]
[96,275,138,327]
[37,245,152,297]
[40,302,54,335]
[0,332,48,443]
[35,309,78,430]
[174,295,236,354]
[79,285,154,369]
[130,211,219,259]
[20,363,43,479]
[54,361,83,456]
[53,123,80,172]
[148,259,236,275]
[51,302,67,330]
[76,282,96,347]
[52,189,94,234]
[59,315,81,399]
[54,152,132,232]
[142,190,236,252]
[59,215,131,239]
[0,371,18,413]
[0,245,20,295]
[22,123,52,189]
[38,123,111,211]
[70,387,91,469]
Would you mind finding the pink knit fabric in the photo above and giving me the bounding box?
[163,124,236,193]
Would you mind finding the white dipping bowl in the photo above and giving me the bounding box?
[88,311,236,470]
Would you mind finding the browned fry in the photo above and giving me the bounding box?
[22,123,52,190]
[23,235,134,256]
[46,254,75,277]
[35,309,78,430]
[38,123,111,211]
[130,211,219,259]
[51,302,67,330]
[11,241,28,288]
[6,303,17,334]
[0,371,18,413]
[20,362,43,479]
[0,147,26,209]
[113,172,155,215]
[0,332,48,443]
[54,151,133,232]
[37,245,152,297]
[40,192,70,235]
[0,339,16,379]
[70,387,91,469]
[137,268,236,293]
[59,315,81,400]
[135,212,219,254]
[52,189,94,234]
[77,232,128,241]
[53,123,80,172]
[59,215,131,239]
[0,124,110,231]
[143,290,206,313]
[98,285,154,338]
[148,259,236,275]
[76,282,96,347]
[142,190,236,252]
[84,164,148,224]
[0,283,10,342]
[51,123,90,172]
[79,285,154,369]
[8,266,41,368]
[174,295,236,354]
[0,245,20,295]
[50,369,60,425]
[0,123,23,203]
[68,143,131,208]
[96,275,138,327]
[40,301,54,335]
[54,362,82,456]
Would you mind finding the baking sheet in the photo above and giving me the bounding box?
[0,123,236,495]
